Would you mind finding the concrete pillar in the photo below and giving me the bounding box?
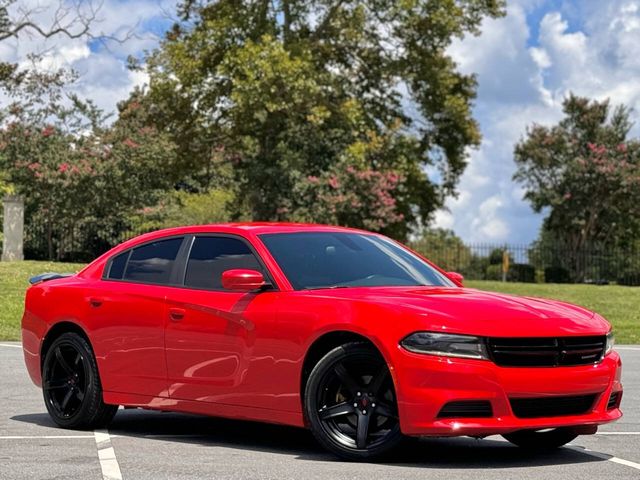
[2,195,24,261]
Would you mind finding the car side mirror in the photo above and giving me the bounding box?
[221,269,268,292]
[446,271,464,286]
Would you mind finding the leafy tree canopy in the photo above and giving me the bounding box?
[138,0,505,239]
[0,66,178,259]
[514,94,640,278]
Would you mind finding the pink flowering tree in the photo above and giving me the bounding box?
[291,163,405,231]
[0,72,177,259]
[514,94,640,280]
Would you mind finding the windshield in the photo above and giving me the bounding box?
[259,232,454,290]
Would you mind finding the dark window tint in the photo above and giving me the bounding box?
[108,251,129,279]
[123,237,184,285]
[260,232,453,290]
[185,237,263,290]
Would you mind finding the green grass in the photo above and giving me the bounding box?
[468,280,640,344]
[0,262,638,343]
[0,261,85,341]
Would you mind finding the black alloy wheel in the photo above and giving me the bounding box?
[305,342,403,460]
[42,332,118,429]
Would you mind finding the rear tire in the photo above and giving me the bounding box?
[502,427,578,450]
[42,332,118,429]
[304,342,403,461]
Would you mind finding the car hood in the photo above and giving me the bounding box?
[309,287,609,337]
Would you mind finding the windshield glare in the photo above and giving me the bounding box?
[259,232,454,290]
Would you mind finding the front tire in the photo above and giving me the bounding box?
[42,332,118,429]
[304,342,403,460]
[502,427,578,450]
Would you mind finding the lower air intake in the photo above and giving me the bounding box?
[607,391,622,410]
[438,400,493,418]
[510,394,597,418]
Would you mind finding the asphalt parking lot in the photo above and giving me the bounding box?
[1,342,639,480]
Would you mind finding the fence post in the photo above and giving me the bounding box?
[1,195,25,261]
[501,249,509,282]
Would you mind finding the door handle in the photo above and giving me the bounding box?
[169,308,185,322]
[89,298,103,308]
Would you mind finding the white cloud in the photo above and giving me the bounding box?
[437,0,640,244]
[1,0,175,116]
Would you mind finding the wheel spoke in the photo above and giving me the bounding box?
[60,387,75,411]
[356,413,370,449]
[367,365,389,396]
[334,363,360,395]
[54,347,74,376]
[44,379,68,390]
[74,352,82,366]
[374,401,398,419]
[75,388,85,402]
[319,402,355,420]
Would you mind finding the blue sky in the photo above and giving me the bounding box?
[437,0,640,243]
[3,0,640,244]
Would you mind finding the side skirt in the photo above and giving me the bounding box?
[103,391,306,428]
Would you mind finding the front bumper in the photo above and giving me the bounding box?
[393,348,623,437]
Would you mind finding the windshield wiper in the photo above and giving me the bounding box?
[301,285,352,291]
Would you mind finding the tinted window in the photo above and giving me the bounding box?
[185,237,263,290]
[107,251,129,279]
[123,237,184,285]
[260,232,453,290]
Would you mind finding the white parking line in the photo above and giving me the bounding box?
[597,432,640,435]
[0,435,95,439]
[568,446,640,471]
[616,347,640,351]
[94,430,123,480]
[0,343,21,348]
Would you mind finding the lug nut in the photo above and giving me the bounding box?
[362,410,367,415]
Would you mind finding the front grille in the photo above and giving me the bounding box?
[488,336,606,367]
[607,391,622,410]
[438,400,493,418]
[510,394,597,418]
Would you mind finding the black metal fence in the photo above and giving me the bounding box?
[21,222,640,285]
[24,222,152,263]
[408,241,640,285]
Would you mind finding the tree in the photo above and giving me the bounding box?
[1,0,133,88]
[137,0,505,239]
[0,69,177,260]
[514,95,640,280]
[410,228,472,272]
[1,0,96,42]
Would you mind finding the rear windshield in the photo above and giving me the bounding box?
[259,232,453,290]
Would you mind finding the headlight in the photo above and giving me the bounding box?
[400,332,489,360]
[605,331,615,356]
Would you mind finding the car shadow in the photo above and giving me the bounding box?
[11,410,608,469]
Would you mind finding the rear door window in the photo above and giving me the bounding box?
[107,251,129,280]
[121,237,184,285]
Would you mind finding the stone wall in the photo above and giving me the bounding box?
[2,196,24,261]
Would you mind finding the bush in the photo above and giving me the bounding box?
[618,272,640,286]
[485,264,502,281]
[486,263,535,282]
[510,263,536,283]
[545,266,571,283]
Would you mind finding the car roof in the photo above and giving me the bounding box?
[138,222,374,237]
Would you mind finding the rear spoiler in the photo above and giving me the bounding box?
[28,272,75,285]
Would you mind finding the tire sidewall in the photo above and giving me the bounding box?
[502,427,578,449]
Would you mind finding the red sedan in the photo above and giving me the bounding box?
[21,223,622,460]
